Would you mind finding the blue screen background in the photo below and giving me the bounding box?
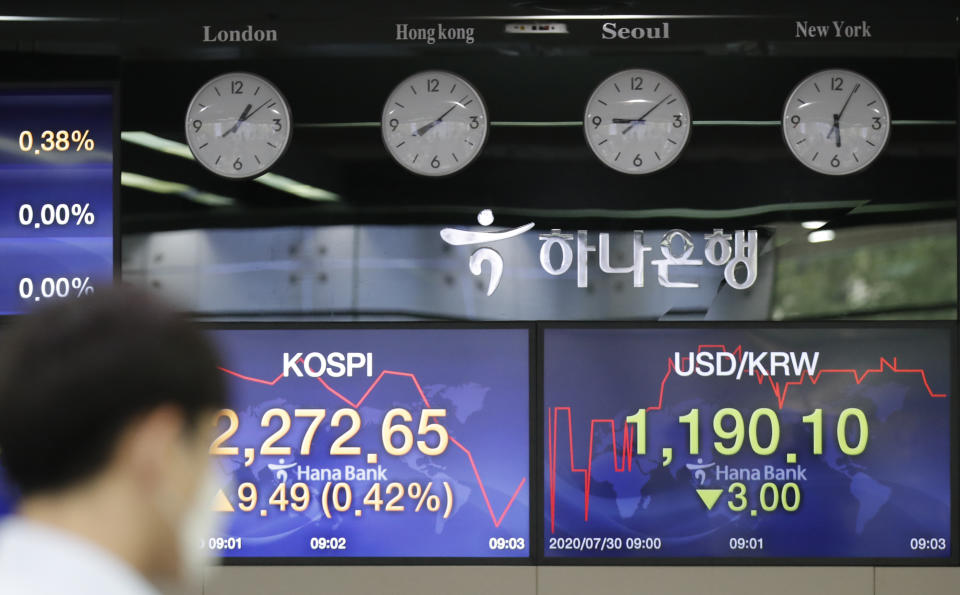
[0,88,114,315]
[543,327,953,560]
[209,328,531,558]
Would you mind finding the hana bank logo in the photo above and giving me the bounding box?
[440,209,534,296]
[441,209,759,297]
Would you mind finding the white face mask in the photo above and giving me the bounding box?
[176,470,223,586]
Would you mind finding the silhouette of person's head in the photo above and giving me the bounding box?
[0,287,227,585]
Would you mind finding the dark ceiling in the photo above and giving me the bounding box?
[0,2,957,234]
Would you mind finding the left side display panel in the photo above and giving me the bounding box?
[0,86,114,315]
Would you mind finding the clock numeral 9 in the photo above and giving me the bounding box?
[633,154,643,167]
[426,78,439,93]
[872,117,882,130]
[789,115,800,128]
[431,156,440,169]
[231,80,244,94]
[673,114,683,128]
[233,157,243,171]
[388,118,399,132]
[830,77,843,91]
[830,155,840,168]
[469,116,479,129]
[591,115,602,129]
[630,76,643,91]
[192,119,202,132]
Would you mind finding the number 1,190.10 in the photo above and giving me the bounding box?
[625,407,868,457]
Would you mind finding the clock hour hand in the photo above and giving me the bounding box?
[825,114,841,147]
[221,103,252,138]
[414,103,460,137]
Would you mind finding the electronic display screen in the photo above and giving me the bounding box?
[0,87,114,315]
[206,326,531,559]
[542,325,954,562]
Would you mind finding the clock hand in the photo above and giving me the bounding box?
[621,94,673,134]
[837,83,860,120]
[243,98,274,122]
[221,103,252,138]
[829,83,859,148]
[414,103,460,137]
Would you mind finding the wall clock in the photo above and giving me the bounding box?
[185,72,292,179]
[382,70,489,176]
[782,69,890,175]
[584,69,692,174]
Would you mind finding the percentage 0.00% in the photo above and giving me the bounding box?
[19,276,95,302]
[18,203,95,228]
[18,130,95,153]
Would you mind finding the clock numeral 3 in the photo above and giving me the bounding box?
[673,114,683,128]
[469,116,480,129]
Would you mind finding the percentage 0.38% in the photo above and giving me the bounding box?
[18,203,96,228]
[19,276,95,302]
[18,129,96,153]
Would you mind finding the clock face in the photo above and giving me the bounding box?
[185,72,292,179]
[382,70,488,176]
[584,69,692,174]
[782,69,890,175]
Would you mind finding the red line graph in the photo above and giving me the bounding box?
[548,344,948,533]
[218,366,527,528]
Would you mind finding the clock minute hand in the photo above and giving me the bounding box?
[622,94,673,134]
[243,98,274,122]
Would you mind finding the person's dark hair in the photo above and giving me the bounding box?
[0,286,225,495]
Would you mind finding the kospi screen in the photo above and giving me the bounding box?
[206,326,532,560]
[0,86,114,315]
[542,325,954,562]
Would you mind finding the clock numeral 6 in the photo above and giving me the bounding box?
[192,119,202,132]
[431,156,441,169]
[633,154,643,167]
[591,115,602,129]
[830,155,840,168]
[789,115,800,128]
[233,157,243,171]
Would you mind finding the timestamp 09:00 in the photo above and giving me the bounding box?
[548,537,663,552]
